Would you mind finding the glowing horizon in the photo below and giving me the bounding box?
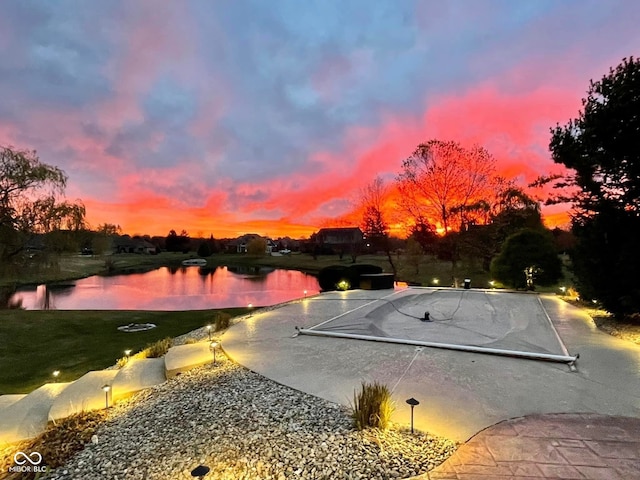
[1,1,636,238]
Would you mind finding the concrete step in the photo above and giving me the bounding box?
[164,342,214,378]
[0,341,219,445]
[48,370,118,422]
[0,383,70,445]
[0,394,27,410]
[112,358,166,402]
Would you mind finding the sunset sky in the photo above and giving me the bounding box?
[1,1,639,239]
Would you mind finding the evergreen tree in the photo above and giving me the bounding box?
[490,229,562,290]
[546,57,640,316]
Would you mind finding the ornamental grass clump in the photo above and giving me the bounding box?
[351,381,395,430]
[143,337,173,358]
[214,312,232,331]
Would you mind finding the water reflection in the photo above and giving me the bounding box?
[9,266,319,310]
[226,265,276,277]
[0,286,22,309]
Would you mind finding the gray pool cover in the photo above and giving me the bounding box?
[301,288,572,360]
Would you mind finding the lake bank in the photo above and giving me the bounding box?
[1,250,493,291]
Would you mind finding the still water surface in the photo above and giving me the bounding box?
[11,266,319,310]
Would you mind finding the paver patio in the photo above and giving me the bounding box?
[423,413,640,479]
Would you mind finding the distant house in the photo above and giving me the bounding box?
[315,227,364,247]
[227,234,275,254]
[113,235,157,254]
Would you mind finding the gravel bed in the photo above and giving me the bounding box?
[43,352,456,480]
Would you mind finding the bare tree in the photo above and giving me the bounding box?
[397,140,498,233]
[360,177,388,241]
[359,176,396,276]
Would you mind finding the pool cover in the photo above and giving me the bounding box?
[300,288,576,363]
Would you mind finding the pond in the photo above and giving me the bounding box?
[9,266,320,310]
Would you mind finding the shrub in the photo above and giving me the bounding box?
[214,312,232,331]
[318,265,349,291]
[490,228,562,289]
[143,337,173,358]
[246,238,267,255]
[318,264,383,291]
[197,241,212,257]
[104,258,116,273]
[351,381,395,430]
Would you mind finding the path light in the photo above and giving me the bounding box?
[52,370,60,382]
[210,341,219,366]
[406,397,420,434]
[432,278,439,285]
[248,303,253,317]
[489,280,495,288]
[191,465,210,479]
[304,290,308,298]
[560,286,567,294]
[206,325,212,341]
[124,349,132,362]
[102,384,111,409]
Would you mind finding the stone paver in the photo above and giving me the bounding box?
[423,413,640,479]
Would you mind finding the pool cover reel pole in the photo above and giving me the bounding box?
[297,328,579,364]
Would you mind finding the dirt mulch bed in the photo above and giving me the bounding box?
[560,297,640,346]
[592,314,640,346]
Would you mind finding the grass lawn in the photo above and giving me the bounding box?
[0,308,249,394]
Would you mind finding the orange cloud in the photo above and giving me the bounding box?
[84,80,580,238]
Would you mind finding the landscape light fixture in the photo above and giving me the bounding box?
[406,397,420,434]
[303,290,308,298]
[432,278,439,285]
[124,349,132,362]
[190,465,210,479]
[248,303,253,317]
[560,286,567,294]
[489,280,495,288]
[206,325,212,341]
[210,341,219,365]
[52,370,60,382]
[102,384,111,409]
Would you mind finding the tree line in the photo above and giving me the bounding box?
[358,145,561,290]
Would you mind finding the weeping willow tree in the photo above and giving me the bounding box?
[0,145,86,284]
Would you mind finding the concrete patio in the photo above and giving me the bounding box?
[222,287,640,478]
